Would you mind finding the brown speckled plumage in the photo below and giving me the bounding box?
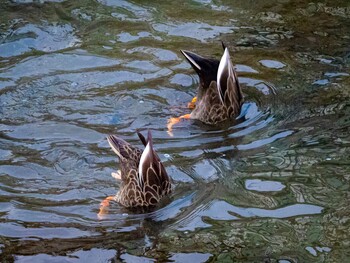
[181,47,243,124]
[107,130,171,208]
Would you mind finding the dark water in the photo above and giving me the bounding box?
[0,0,350,262]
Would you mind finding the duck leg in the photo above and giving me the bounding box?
[187,96,197,109]
[167,96,195,136]
[98,196,115,218]
[167,114,191,136]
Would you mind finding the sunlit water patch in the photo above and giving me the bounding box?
[153,22,235,42]
[0,22,80,58]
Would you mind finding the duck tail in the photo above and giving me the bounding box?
[136,129,147,147]
[217,47,243,109]
[106,135,129,160]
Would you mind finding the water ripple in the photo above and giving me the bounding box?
[0,23,80,58]
[0,0,349,261]
[152,22,235,42]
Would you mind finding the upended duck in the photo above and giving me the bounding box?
[98,130,171,215]
[167,47,243,135]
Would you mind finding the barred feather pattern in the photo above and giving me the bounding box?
[107,134,171,208]
[182,48,243,125]
[191,78,243,124]
[115,167,171,207]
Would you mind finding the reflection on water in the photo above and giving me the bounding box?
[0,0,350,262]
[0,23,80,58]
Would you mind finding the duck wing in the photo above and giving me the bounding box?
[181,50,219,91]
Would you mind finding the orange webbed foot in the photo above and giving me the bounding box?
[187,96,197,109]
[98,196,115,219]
[167,114,191,137]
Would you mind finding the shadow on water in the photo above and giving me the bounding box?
[0,0,350,262]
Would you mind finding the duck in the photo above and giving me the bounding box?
[167,46,243,135]
[99,130,171,215]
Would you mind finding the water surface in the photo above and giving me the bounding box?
[0,0,350,262]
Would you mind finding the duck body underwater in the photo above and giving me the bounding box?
[168,46,244,134]
[99,130,171,216]
[99,45,242,215]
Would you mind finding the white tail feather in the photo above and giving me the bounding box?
[138,141,152,186]
[217,47,233,104]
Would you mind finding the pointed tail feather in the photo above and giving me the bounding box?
[217,47,243,108]
[221,41,226,50]
[138,130,170,189]
[137,130,147,147]
[180,50,203,73]
[106,135,133,160]
[138,130,154,186]
[181,50,220,89]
